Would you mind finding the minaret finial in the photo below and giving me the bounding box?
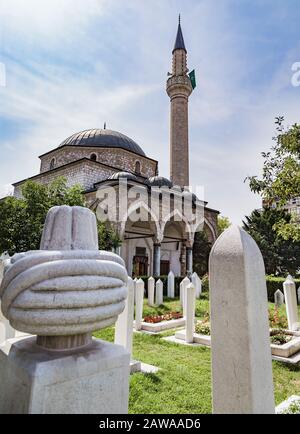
[173,14,186,53]
[104,122,106,130]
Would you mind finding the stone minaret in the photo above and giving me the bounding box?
[166,16,193,188]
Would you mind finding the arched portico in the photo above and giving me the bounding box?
[119,201,162,276]
[161,210,195,276]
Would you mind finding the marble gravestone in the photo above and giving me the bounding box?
[0,253,17,344]
[0,205,130,414]
[135,279,144,331]
[155,279,163,306]
[148,276,155,306]
[274,289,284,307]
[209,226,275,414]
[283,275,299,331]
[167,271,175,298]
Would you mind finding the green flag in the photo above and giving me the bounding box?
[189,69,196,89]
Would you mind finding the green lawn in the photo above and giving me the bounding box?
[94,296,300,414]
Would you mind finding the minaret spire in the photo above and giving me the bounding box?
[173,14,186,54]
[166,16,193,187]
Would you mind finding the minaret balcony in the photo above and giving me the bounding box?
[166,75,192,97]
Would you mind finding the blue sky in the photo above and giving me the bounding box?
[0,0,299,224]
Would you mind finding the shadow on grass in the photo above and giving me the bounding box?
[139,372,162,384]
[273,361,300,372]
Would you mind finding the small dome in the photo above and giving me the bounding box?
[59,128,146,157]
[182,190,198,203]
[147,176,173,188]
[109,172,138,181]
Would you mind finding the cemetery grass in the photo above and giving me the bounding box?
[94,296,300,414]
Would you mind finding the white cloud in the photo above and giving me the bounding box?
[0,0,299,225]
[0,0,108,45]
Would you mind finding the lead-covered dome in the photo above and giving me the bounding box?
[147,176,173,188]
[109,172,138,181]
[59,128,146,157]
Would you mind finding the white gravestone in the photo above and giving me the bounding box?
[0,254,17,344]
[135,279,144,331]
[133,278,138,304]
[298,287,300,304]
[185,283,196,343]
[167,271,175,298]
[274,289,284,307]
[209,225,275,414]
[180,276,190,317]
[0,205,130,414]
[148,276,155,306]
[155,279,163,306]
[283,275,299,331]
[192,272,202,298]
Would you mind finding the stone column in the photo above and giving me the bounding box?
[283,275,299,331]
[192,272,202,299]
[148,276,155,306]
[185,283,195,343]
[153,243,161,277]
[186,247,193,277]
[180,243,186,276]
[155,279,163,306]
[135,279,144,331]
[274,289,284,307]
[209,225,274,414]
[167,271,175,298]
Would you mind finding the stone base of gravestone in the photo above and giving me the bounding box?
[130,359,142,373]
[0,336,130,414]
[134,317,186,333]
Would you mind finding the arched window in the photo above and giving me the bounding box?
[90,153,97,161]
[50,158,55,170]
[135,161,141,174]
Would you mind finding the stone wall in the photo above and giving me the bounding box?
[204,209,219,242]
[39,146,157,179]
[14,160,115,198]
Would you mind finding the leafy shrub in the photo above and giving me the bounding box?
[281,401,300,414]
[270,332,292,345]
[266,275,300,302]
[195,322,211,336]
[201,274,209,292]
[269,306,288,329]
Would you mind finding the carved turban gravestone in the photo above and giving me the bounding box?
[0,205,128,350]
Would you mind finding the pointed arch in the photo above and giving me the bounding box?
[161,208,193,241]
[120,201,162,241]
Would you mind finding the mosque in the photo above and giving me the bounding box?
[13,18,219,277]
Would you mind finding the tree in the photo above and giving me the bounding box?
[242,207,300,275]
[246,117,300,241]
[0,178,120,255]
[193,231,212,277]
[217,215,231,235]
[97,221,121,251]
